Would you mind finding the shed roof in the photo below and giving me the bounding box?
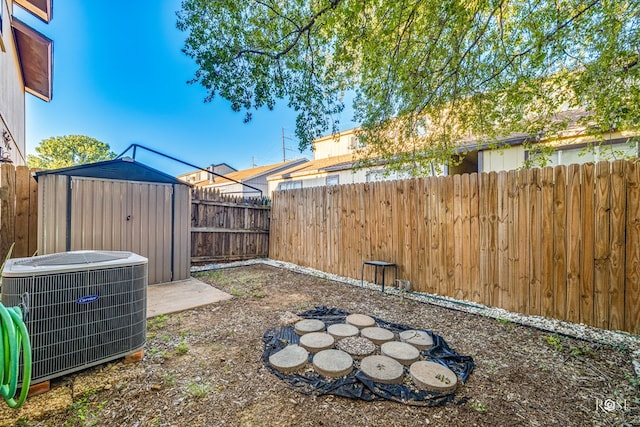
[34,158,188,185]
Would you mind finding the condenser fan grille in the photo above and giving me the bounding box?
[14,251,130,267]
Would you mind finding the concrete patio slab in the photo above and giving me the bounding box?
[147,277,232,318]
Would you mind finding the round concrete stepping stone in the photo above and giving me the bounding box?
[327,323,359,340]
[299,332,335,354]
[409,361,458,393]
[336,336,376,359]
[399,330,434,351]
[361,327,395,345]
[360,355,405,384]
[345,314,376,329]
[312,349,354,378]
[380,341,420,366]
[269,345,309,373]
[294,319,325,335]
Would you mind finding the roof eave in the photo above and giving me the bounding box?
[13,0,52,23]
[11,17,53,102]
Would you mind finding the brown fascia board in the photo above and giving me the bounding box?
[11,17,53,101]
[13,0,52,23]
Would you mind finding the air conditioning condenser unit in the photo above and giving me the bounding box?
[1,250,147,384]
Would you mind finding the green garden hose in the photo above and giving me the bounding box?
[0,304,31,408]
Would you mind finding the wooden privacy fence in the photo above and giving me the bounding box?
[191,188,271,263]
[0,164,38,262]
[270,159,640,334]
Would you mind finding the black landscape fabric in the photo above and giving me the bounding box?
[262,306,475,406]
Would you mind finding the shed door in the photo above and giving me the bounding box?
[69,177,173,284]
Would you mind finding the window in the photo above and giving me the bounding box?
[348,136,357,150]
[277,180,302,191]
[366,169,385,182]
[524,140,640,169]
[326,175,339,186]
[549,141,638,167]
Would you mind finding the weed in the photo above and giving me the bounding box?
[569,344,593,358]
[625,372,640,390]
[162,372,177,386]
[485,361,497,375]
[226,329,236,337]
[149,347,168,360]
[249,283,266,298]
[230,286,244,297]
[496,318,511,325]
[186,382,210,399]
[471,402,488,412]
[295,302,312,310]
[159,334,172,343]
[65,396,101,427]
[545,334,564,352]
[612,341,629,354]
[175,341,189,355]
[196,270,223,282]
[148,314,168,331]
[223,364,232,373]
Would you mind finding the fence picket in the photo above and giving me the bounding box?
[478,173,490,305]
[14,166,31,257]
[497,171,509,309]
[594,162,611,329]
[580,163,595,327]
[552,166,567,320]
[453,175,464,300]
[469,173,480,301]
[517,169,530,314]
[460,174,472,301]
[529,169,542,316]
[0,164,16,260]
[566,164,581,323]
[540,167,555,317]
[609,160,626,331]
[625,161,640,334]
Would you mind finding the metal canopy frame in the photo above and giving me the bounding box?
[116,143,263,197]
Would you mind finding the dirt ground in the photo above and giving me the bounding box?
[1,264,639,426]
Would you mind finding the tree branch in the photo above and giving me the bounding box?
[235,0,343,59]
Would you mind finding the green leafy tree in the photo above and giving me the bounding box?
[27,135,116,170]
[177,0,640,175]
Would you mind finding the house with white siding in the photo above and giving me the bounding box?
[270,110,639,192]
[0,0,52,165]
[267,128,409,194]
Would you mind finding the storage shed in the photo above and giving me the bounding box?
[35,158,191,284]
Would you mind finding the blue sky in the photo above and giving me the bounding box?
[17,1,354,175]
